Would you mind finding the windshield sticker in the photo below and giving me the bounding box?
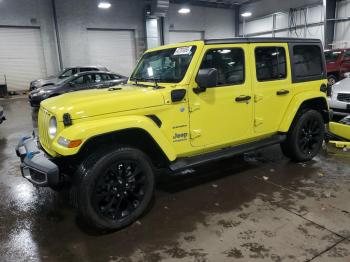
[174,46,192,56]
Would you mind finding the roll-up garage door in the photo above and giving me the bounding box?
[0,27,47,91]
[87,29,136,77]
[168,31,204,44]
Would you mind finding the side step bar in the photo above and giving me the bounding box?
[170,134,286,172]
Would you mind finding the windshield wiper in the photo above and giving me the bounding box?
[143,78,165,89]
[130,77,165,89]
[130,77,152,87]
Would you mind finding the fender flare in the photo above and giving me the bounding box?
[278,92,328,133]
[51,115,177,161]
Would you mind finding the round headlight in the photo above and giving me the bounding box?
[48,116,57,139]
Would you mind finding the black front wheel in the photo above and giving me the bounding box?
[281,109,325,162]
[75,147,155,230]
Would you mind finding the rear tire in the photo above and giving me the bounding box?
[281,109,325,162]
[74,147,155,230]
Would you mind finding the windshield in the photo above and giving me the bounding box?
[325,51,342,62]
[130,46,197,83]
[56,74,77,85]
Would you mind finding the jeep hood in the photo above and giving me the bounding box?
[41,85,165,120]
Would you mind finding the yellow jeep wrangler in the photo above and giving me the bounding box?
[16,38,330,230]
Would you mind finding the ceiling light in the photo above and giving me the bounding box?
[178,8,191,14]
[241,12,252,17]
[98,2,111,9]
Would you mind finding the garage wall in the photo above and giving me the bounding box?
[240,0,322,20]
[239,3,325,44]
[334,0,350,48]
[0,0,59,88]
[87,29,136,76]
[55,0,146,72]
[0,27,48,90]
[164,3,235,44]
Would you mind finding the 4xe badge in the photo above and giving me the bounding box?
[173,132,188,142]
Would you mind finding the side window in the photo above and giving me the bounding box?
[61,68,77,78]
[72,74,92,85]
[95,74,103,83]
[72,76,84,85]
[101,74,112,81]
[80,67,95,72]
[200,48,245,86]
[292,45,323,79]
[112,74,120,79]
[255,47,286,81]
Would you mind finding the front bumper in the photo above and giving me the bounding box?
[16,136,60,187]
[327,97,350,116]
[28,94,45,107]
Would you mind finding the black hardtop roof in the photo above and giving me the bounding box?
[204,37,322,45]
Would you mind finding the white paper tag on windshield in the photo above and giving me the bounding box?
[174,46,192,56]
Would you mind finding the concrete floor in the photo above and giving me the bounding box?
[0,97,350,262]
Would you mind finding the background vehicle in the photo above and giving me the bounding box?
[0,106,5,124]
[17,38,329,230]
[325,48,350,85]
[29,66,109,91]
[28,71,127,107]
[327,76,350,116]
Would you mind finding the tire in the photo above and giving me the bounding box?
[328,75,337,86]
[281,109,325,162]
[74,147,155,230]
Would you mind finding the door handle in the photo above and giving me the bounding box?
[276,89,290,96]
[235,95,251,102]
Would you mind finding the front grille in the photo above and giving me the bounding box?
[30,169,47,183]
[337,93,350,103]
[38,108,51,150]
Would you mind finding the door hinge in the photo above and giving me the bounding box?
[254,94,263,103]
[190,129,202,139]
[254,118,263,127]
[189,103,200,112]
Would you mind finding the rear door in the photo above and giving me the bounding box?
[251,43,293,135]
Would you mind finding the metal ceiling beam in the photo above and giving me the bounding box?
[170,0,240,9]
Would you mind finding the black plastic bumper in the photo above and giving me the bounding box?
[28,95,43,107]
[16,136,59,187]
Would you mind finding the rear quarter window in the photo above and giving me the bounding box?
[290,44,325,83]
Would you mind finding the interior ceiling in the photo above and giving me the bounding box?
[170,0,260,8]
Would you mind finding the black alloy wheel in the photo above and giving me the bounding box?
[92,160,147,222]
[297,118,323,157]
[281,109,325,162]
[74,147,155,230]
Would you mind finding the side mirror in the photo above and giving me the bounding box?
[194,68,218,93]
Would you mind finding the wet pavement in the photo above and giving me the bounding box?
[0,97,350,262]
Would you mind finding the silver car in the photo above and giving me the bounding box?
[328,76,350,116]
[29,66,109,91]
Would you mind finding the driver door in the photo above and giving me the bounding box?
[188,44,254,147]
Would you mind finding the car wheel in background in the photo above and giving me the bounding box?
[328,75,337,86]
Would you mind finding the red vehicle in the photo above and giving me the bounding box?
[325,48,350,85]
